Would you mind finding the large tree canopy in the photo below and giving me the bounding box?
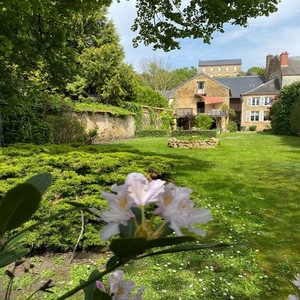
[1,0,280,61]
[132,0,280,50]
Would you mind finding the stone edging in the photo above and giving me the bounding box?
[168,137,219,149]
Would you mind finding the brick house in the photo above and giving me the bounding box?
[198,59,242,77]
[171,72,230,130]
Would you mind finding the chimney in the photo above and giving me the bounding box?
[280,51,289,66]
[265,54,273,81]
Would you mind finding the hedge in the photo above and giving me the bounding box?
[170,130,217,138]
[135,129,169,137]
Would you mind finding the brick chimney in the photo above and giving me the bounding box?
[280,51,289,66]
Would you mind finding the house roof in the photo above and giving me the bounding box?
[198,59,242,67]
[282,56,300,76]
[173,72,230,91]
[215,76,265,98]
[243,78,280,95]
[159,90,175,99]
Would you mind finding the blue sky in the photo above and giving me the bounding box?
[108,0,300,72]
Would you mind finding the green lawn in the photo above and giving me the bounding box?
[99,132,300,299]
[1,132,299,299]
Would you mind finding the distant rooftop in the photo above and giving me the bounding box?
[216,76,265,98]
[198,59,242,67]
[243,78,280,95]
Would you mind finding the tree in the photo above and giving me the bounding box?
[271,81,300,135]
[247,66,265,76]
[170,67,198,88]
[132,0,279,50]
[138,57,174,91]
[290,101,300,136]
[135,86,168,107]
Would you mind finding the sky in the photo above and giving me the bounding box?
[108,0,300,73]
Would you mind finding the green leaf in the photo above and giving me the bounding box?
[0,184,41,234]
[26,173,52,195]
[145,236,196,250]
[141,242,233,258]
[0,248,30,268]
[109,237,147,259]
[106,255,120,270]
[0,231,29,253]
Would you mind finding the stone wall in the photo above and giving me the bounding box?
[76,112,135,143]
[168,137,219,149]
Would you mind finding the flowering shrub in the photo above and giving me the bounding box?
[0,172,228,300]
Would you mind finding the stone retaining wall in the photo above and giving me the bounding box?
[168,137,219,149]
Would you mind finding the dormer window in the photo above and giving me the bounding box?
[197,81,205,94]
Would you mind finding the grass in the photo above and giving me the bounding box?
[1,132,299,299]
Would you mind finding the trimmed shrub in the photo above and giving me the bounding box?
[227,121,238,132]
[135,129,169,137]
[249,125,257,131]
[194,114,213,130]
[0,144,177,251]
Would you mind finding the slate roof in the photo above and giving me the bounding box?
[215,76,265,98]
[159,90,174,99]
[198,59,242,67]
[282,57,300,76]
[243,78,281,95]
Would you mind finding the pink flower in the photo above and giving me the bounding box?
[125,173,165,206]
[109,270,145,300]
[155,183,212,236]
[95,280,106,292]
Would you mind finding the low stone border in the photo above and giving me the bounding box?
[168,137,219,149]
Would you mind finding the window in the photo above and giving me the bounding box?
[226,66,229,71]
[251,111,259,121]
[218,66,221,71]
[210,67,214,71]
[263,97,271,105]
[197,81,205,94]
[202,67,206,72]
[263,111,270,121]
[218,73,222,77]
[246,110,269,122]
[247,97,260,106]
[234,66,237,71]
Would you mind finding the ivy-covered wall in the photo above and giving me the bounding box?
[76,112,135,142]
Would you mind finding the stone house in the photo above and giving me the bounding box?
[240,51,300,131]
[216,76,265,129]
[241,78,280,131]
[171,72,230,131]
[198,58,242,77]
[162,51,300,132]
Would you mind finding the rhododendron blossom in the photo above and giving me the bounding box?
[96,270,145,300]
[100,172,211,241]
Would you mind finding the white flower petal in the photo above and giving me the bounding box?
[100,223,120,242]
